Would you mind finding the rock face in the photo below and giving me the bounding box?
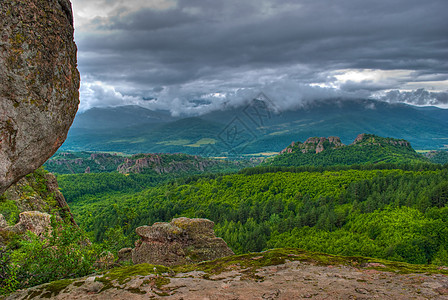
[117,153,220,175]
[280,136,344,154]
[131,217,235,266]
[352,133,411,147]
[0,0,80,194]
[279,134,414,156]
[8,211,52,236]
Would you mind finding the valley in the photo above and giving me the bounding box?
[3,128,448,297]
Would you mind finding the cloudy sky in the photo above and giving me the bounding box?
[71,0,448,115]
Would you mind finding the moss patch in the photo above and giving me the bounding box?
[154,276,170,289]
[94,248,448,288]
[173,248,448,276]
[96,263,172,285]
[29,279,74,298]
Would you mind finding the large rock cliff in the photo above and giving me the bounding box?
[0,0,80,194]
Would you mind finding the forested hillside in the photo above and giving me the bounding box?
[267,134,428,167]
[45,152,253,175]
[64,163,448,265]
[426,150,448,165]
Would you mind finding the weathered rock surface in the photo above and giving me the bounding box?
[7,211,52,236]
[7,249,448,299]
[0,0,80,194]
[0,214,7,228]
[117,247,133,263]
[280,136,344,154]
[352,133,411,147]
[131,217,234,266]
[117,154,221,174]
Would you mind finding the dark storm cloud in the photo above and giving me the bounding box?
[72,0,448,112]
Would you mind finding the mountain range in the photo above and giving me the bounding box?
[61,99,448,156]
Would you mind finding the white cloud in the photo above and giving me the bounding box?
[79,81,144,112]
[72,0,178,27]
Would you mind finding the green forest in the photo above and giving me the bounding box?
[60,163,448,265]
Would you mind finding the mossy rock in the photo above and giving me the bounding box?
[8,248,448,299]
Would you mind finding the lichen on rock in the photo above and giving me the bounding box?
[0,0,80,194]
[8,211,52,237]
[131,217,235,266]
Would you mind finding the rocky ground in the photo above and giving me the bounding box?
[6,248,448,300]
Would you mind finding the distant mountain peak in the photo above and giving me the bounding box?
[249,92,279,113]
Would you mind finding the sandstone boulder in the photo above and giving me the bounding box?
[117,247,133,263]
[0,213,7,228]
[11,211,52,236]
[131,217,234,266]
[0,0,80,194]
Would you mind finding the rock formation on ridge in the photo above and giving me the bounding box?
[0,0,80,194]
[131,217,235,266]
[280,136,344,154]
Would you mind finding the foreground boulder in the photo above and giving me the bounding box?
[131,217,234,266]
[0,0,80,194]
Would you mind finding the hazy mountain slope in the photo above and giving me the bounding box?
[71,105,176,129]
[61,99,448,154]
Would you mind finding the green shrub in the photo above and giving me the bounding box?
[1,219,102,295]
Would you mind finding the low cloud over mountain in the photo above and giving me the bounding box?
[72,0,448,113]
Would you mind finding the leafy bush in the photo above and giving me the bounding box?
[0,249,20,295]
[1,219,102,295]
